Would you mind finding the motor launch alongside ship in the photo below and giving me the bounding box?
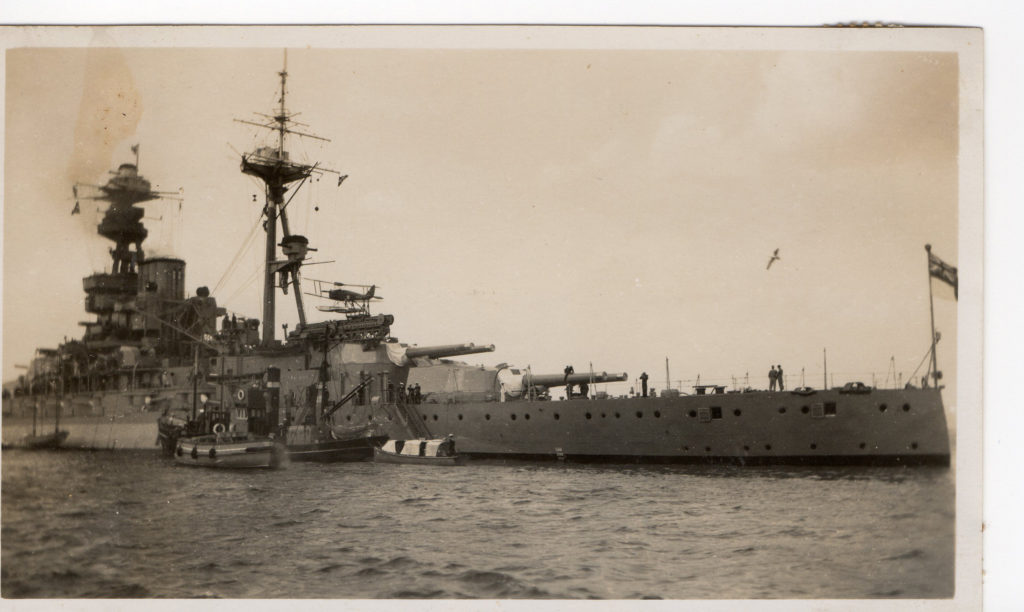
[2,59,952,466]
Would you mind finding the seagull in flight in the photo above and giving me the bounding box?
[766,248,781,270]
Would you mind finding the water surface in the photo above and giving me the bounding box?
[1,450,954,599]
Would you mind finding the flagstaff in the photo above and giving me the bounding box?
[925,244,939,387]
[924,243,958,388]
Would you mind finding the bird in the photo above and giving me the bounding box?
[766,248,781,270]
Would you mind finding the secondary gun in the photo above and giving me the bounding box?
[526,372,629,387]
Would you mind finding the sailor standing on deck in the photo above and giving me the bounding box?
[769,366,778,391]
[777,365,785,391]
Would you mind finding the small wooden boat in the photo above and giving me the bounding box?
[21,400,68,450]
[373,438,466,466]
[174,433,285,469]
[22,430,69,450]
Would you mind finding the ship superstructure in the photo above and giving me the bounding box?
[8,156,224,411]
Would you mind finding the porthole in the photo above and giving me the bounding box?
[422,415,427,420]
[688,410,697,418]
[902,403,911,412]
[346,415,352,421]
[801,405,810,414]
[636,411,643,419]
[433,415,439,421]
[683,446,690,451]
[369,415,373,421]
[601,413,607,418]
[765,444,772,451]
[654,411,661,418]
[458,414,463,421]
[778,407,787,414]
[733,409,742,417]
[859,442,866,449]
[615,412,621,419]
[554,413,560,420]
[879,404,888,413]
[705,446,711,452]
[911,441,919,450]
[810,443,817,450]
[511,414,516,421]
[743,445,750,451]
[485,414,491,420]
[585,412,592,419]
[524,414,530,420]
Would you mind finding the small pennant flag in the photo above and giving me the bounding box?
[71,201,80,215]
[927,248,958,299]
[337,174,348,186]
[131,144,139,155]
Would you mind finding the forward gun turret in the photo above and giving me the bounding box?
[405,343,496,360]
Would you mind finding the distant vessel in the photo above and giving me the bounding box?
[2,57,952,466]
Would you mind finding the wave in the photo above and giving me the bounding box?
[389,588,447,598]
[884,549,925,561]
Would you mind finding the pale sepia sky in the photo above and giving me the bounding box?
[4,37,960,408]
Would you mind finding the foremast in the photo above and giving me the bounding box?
[238,52,338,346]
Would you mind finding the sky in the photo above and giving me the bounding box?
[3,32,962,408]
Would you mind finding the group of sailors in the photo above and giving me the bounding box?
[769,365,785,391]
[394,382,423,405]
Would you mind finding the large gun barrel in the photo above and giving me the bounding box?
[526,372,628,387]
[405,343,496,360]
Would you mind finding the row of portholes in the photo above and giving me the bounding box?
[427,410,667,422]
[343,403,910,422]
[681,441,920,452]
[686,409,742,418]
[763,403,912,414]
[879,403,912,413]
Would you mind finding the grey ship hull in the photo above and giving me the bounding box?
[335,387,951,466]
[3,386,950,466]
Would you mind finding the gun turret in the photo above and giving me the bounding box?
[526,372,628,387]
[405,343,496,360]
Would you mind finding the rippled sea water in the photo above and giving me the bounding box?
[1,450,953,599]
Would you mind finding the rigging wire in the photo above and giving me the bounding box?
[213,217,264,296]
[907,344,934,386]
[212,195,266,295]
[223,261,264,309]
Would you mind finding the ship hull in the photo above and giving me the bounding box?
[2,384,197,450]
[2,412,160,450]
[286,436,388,462]
[346,387,951,466]
[3,387,950,465]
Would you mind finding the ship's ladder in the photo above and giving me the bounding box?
[395,400,432,439]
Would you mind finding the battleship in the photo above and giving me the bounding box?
[2,59,953,466]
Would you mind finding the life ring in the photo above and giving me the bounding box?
[235,388,247,402]
[212,422,226,434]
